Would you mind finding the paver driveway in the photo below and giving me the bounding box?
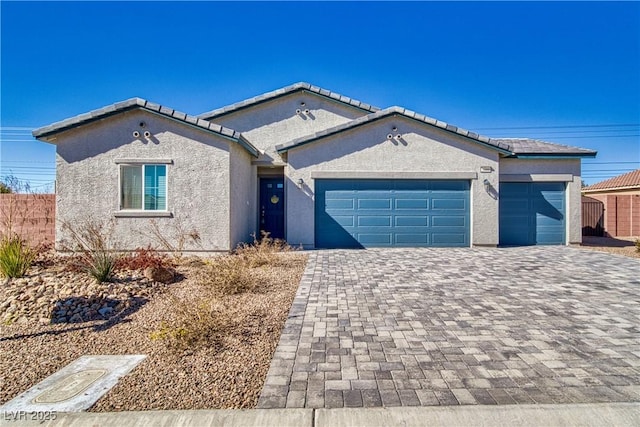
[258,247,640,408]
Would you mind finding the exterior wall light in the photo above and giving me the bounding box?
[483,178,490,188]
[297,178,304,187]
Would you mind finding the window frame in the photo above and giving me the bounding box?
[115,159,172,216]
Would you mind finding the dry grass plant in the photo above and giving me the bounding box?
[0,235,35,278]
[59,218,120,283]
[153,234,301,349]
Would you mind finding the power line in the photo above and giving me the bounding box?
[475,123,640,130]
[0,160,55,164]
[581,161,639,164]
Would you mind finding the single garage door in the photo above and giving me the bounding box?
[499,182,566,245]
[315,179,470,248]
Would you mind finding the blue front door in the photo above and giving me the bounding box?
[499,182,566,245]
[315,179,470,248]
[260,178,285,239]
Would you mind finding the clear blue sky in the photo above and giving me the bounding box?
[1,1,639,192]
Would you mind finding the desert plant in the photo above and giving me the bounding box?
[0,235,36,278]
[117,246,174,271]
[86,250,117,283]
[234,231,293,267]
[137,219,201,258]
[198,255,256,295]
[59,217,120,283]
[150,296,230,349]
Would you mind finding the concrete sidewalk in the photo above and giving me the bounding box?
[2,403,638,427]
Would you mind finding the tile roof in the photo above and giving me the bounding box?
[492,138,597,156]
[198,82,380,120]
[583,169,640,192]
[275,106,596,157]
[32,98,259,156]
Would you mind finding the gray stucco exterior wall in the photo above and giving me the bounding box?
[54,110,234,251]
[229,143,257,248]
[499,158,582,244]
[209,92,369,164]
[284,116,501,248]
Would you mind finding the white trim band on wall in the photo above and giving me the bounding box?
[115,159,173,165]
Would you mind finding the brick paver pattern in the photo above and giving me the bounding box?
[257,247,640,408]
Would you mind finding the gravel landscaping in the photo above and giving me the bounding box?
[0,250,307,410]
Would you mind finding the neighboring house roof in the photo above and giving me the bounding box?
[198,82,380,120]
[275,106,597,158]
[583,169,640,192]
[32,98,259,157]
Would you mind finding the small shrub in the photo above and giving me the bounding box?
[198,255,255,295]
[635,238,640,253]
[234,232,293,267]
[59,218,120,283]
[117,246,173,271]
[0,236,35,278]
[86,251,117,283]
[150,298,229,349]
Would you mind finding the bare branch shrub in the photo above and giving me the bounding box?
[137,219,202,257]
[59,217,120,283]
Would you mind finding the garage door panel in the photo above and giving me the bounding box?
[332,215,355,227]
[396,199,429,209]
[325,198,355,209]
[358,216,392,227]
[395,234,429,244]
[358,199,392,209]
[501,199,529,213]
[432,216,466,227]
[395,216,429,227]
[536,214,564,226]
[358,233,392,245]
[315,179,469,248]
[431,198,466,210]
[499,182,565,246]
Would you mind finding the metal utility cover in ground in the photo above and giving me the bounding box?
[0,355,146,413]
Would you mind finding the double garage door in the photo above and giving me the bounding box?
[315,179,470,248]
[314,179,566,248]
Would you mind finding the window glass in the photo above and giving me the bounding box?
[144,165,166,210]
[120,164,166,210]
[121,165,142,209]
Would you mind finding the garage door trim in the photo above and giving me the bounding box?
[312,171,478,180]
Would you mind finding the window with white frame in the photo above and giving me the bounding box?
[120,164,167,210]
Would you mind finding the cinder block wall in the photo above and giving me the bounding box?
[0,194,56,245]
[588,193,640,237]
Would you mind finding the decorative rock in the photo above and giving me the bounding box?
[98,307,114,317]
[144,266,174,284]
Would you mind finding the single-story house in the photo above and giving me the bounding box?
[33,82,597,251]
[582,169,640,237]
